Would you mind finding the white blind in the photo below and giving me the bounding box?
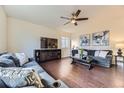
[61,37,70,48]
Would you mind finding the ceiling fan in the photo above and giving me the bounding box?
[60,9,88,26]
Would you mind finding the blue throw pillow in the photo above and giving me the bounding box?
[0,58,16,67]
[0,53,20,67]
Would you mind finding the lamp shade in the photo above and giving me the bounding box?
[115,43,124,49]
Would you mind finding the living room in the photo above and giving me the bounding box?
[0,4,124,89]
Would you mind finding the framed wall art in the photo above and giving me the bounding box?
[92,30,109,46]
[80,34,90,46]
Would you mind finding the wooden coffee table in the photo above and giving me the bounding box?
[71,56,94,70]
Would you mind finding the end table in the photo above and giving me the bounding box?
[115,55,124,66]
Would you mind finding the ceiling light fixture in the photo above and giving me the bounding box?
[71,20,76,23]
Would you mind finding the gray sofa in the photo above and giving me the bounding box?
[72,49,113,68]
[0,53,68,88]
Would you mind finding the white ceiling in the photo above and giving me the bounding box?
[3,5,124,33]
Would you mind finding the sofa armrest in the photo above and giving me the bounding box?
[106,55,113,67]
[106,55,113,65]
[106,55,113,60]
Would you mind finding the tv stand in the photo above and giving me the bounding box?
[34,49,61,63]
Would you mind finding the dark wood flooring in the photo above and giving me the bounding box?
[40,58,124,88]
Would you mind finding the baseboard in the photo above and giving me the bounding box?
[61,56,71,59]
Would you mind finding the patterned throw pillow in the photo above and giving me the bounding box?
[15,53,29,66]
[25,69,44,88]
[0,58,16,67]
[99,51,108,58]
[0,67,44,88]
[0,53,20,67]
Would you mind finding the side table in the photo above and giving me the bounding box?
[115,55,124,66]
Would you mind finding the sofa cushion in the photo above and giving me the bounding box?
[23,61,39,67]
[25,65,44,74]
[23,61,45,73]
[99,51,108,58]
[93,57,109,63]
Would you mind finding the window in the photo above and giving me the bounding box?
[61,37,70,48]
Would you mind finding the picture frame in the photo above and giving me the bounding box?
[92,30,109,46]
[80,34,90,46]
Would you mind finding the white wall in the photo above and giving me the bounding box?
[71,6,124,55]
[8,17,71,57]
[7,6,124,58]
[0,6,7,52]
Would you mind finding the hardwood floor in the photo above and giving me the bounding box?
[40,58,124,88]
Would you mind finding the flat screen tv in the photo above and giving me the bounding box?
[40,37,58,48]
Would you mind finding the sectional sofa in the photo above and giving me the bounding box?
[0,53,68,88]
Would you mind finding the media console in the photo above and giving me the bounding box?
[34,49,61,63]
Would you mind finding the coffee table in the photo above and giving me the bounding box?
[71,56,94,70]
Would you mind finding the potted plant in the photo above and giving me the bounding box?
[79,48,83,58]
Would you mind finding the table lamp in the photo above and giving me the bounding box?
[115,43,124,56]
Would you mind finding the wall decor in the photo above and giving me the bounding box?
[92,30,109,46]
[80,34,90,46]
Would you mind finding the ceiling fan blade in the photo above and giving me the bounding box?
[64,21,71,25]
[76,18,88,21]
[75,10,81,17]
[60,16,70,20]
[74,22,78,26]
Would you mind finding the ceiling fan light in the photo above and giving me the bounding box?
[71,20,76,23]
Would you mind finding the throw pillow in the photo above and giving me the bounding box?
[83,51,88,56]
[25,69,44,88]
[0,53,20,67]
[0,58,16,67]
[0,67,44,88]
[74,54,80,58]
[98,51,108,58]
[0,67,32,88]
[94,51,100,57]
[15,53,29,66]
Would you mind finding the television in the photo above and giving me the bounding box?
[40,37,58,48]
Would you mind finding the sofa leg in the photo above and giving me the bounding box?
[88,65,93,70]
